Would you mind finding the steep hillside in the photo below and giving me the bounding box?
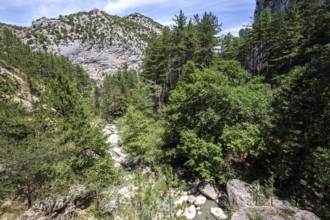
[255,0,293,17]
[254,0,325,17]
[0,60,36,110]
[0,23,28,38]
[21,9,162,84]
[0,3,329,219]
[0,28,119,219]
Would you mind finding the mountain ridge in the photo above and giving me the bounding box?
[1,9,163,84]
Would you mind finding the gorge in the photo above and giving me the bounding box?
[0,0,329,219]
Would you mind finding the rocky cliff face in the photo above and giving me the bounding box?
[22,9,162,84]
[254,0,324,18]
[255,0,293,18]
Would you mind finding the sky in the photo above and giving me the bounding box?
[0,0,255,36]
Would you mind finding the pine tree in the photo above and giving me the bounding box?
[219,33,240,60]
[267,46,330,218]
[183,20,199,62]
[143,27,173,104]
[269,4,304,74]
[194,12,221,68]
[170,10,187,89]
[254,7,272,43]
[100,68,140,120]
[100,74,125,120]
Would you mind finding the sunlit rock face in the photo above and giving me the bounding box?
[25,9,162,85]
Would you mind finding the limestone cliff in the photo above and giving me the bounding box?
[255,0,294,18]
[254,0,324,18]
[22,9,162,84]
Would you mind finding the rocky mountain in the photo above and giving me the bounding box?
[254,0,325,17]
[19,9,162,84]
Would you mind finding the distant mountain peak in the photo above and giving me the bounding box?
[17,10,163,84]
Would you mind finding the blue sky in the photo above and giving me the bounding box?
[0,0,255,36]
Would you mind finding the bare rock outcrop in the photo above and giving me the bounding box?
[198,180,219,200]
[254,0,325,18]
[227,179,255,208]
[231,206,320,220]
[227,179,320,220]
[23,9,162,85]
[17,185,86,220]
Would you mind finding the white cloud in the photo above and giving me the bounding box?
[221,24,244,37]
[104,0,165,15]
[0,0,255,33]
[27,0,105,22]
[155,17,174,26]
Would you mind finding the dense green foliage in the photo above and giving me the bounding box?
[123,5,329,218]
[164,61,272,182]
[216,2,330,216]
[100,67,139,120]
[119,106,164,166]
[142,11,221,104]
[0,29,117,208]
[220,1,330,82]
[0,2,329,218]
[99,67,164,166]
[265,46,330,216]
[0,28,93,102]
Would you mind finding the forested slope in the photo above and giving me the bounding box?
[100,2,329,218]
[0,28,118,218]
[0,1,329,219]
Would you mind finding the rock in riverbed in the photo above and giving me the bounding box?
[210,207,228,219]
[194,195,207,207]
[198,180,219,200]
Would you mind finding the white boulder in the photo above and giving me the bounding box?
[188,195,196,204]
[198,180,219,200]
[226,179,255,208]
[194,195,207,206]
[174,195,189,207]
[183,205,196,220]
[210,207,228,220]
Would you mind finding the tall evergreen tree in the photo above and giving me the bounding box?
[183,20,199,62]
[142,10,222,105]
[100,68,140,120]
[266,46,330,218]
[268,4,304,75]
[170,9,188,89]
[194,12,221,68]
